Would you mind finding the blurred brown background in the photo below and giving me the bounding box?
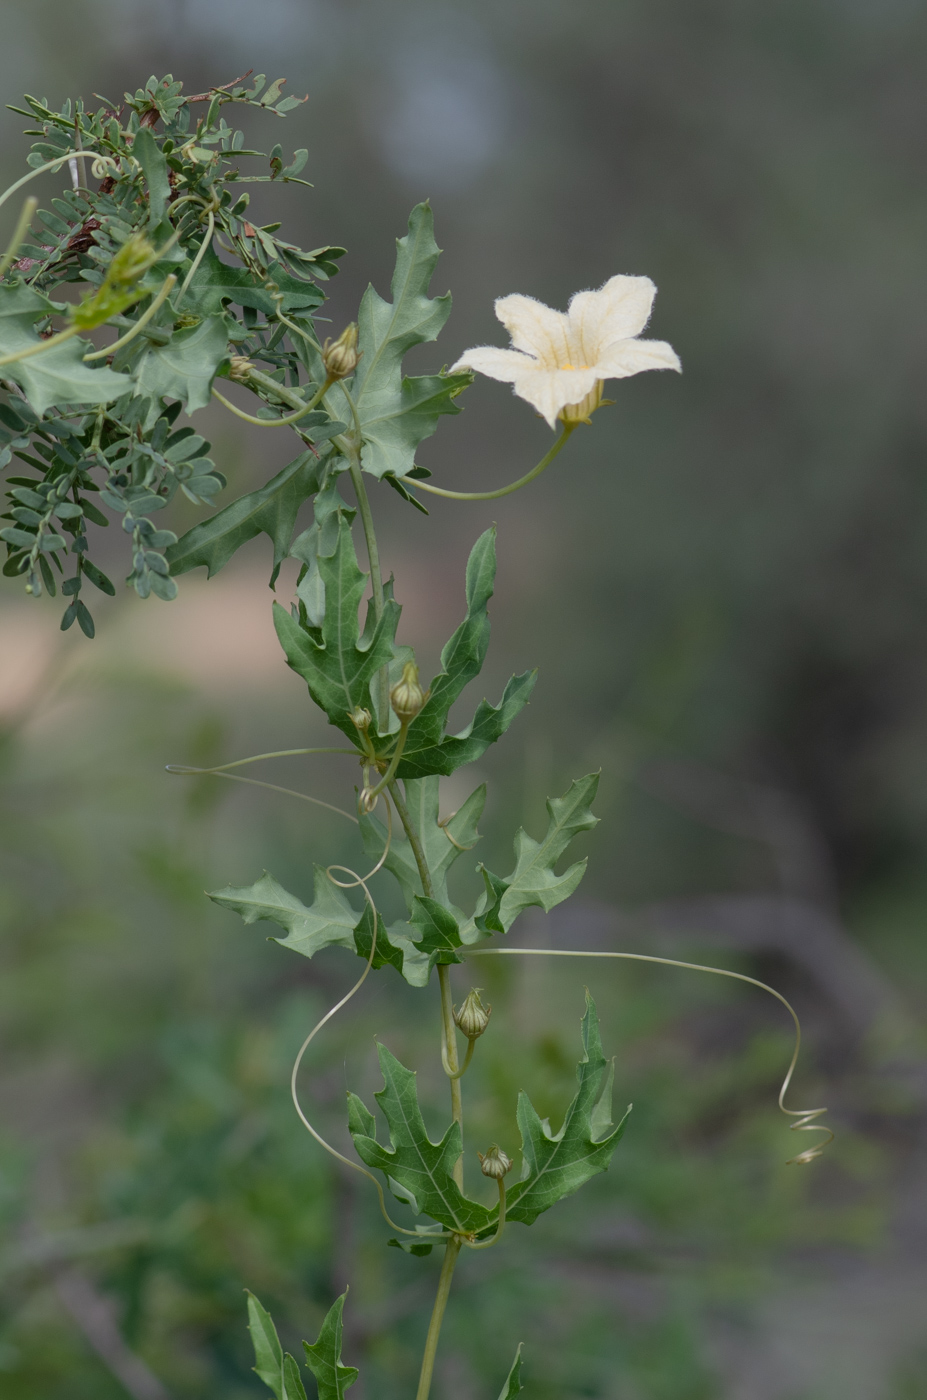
[2,3,927,1398]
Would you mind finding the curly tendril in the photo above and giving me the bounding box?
[466,946,833,1165]
[288,796,453,1242]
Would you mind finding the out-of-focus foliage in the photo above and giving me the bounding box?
[2,1,927,1397]
[0,667,903,1399]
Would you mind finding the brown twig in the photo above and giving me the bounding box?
[185,71,255,104]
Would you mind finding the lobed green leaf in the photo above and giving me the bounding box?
[167,448,325,585]
[131,313,230,412]
[505,993,630,1226]
[302,1293,358,1400]
[393,529,536,779]
[327,203,470,481]
[347,1044,494,1235]
[462,774,600,942]
[274,514,400,742]
[0,283,131,416]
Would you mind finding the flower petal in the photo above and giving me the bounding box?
[449,345,536,383]
[510,365,599,429]
[594,337,681,379]
[569,275,657,357]
[494,293,570,368]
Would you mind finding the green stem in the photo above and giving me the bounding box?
[361,722,409,808]
[415,1236,462,1400]
[0,149,117,220]
[438,964,464,1189]
[388,780,433,897]
[0,322,80,368]
[212,372,333,428]
[389,781,465,1185]
[441,1037,475,1080]
[174,208,215,309]
[272,298,324,356]
[242,365,312,410]
[410,423,576,501]
[346,446,389,726]
[167,746,357,773]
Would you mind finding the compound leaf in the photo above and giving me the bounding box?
[274,514,400,742]
[397,671,537,780]
[505,992,630,1226]
[409,895,463,966]
[284,1356,308,1400]
[302,1293,358,1400]
[133,127,170,225]
[210,865,409,977]
[347,1044,493,1235]
[403,527,495,749]
[167,448,325,584]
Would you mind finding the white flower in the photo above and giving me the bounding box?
[450,275,680,429]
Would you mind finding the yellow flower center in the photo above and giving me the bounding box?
[561,362,590,371]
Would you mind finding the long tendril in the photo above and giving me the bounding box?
[288,796,452,1241]
[0,149,120,219]
[174,208,215,308]
[169,746,358,772]
[466,947,833,1164]
[165,763,359,824]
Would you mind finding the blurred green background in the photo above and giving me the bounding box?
[2,2,927,1397]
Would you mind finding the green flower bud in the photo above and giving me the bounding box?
[323,323,361,380]
[390,661,425,723]
[478,1145,513,1180]
[349,706,372,733]
[453,988,491,1041]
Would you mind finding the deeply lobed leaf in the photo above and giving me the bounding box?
[347,1043,494,1235]
[274,513,401,741]
[302,1293,359,1400]
[167,448,328,585]
[505,992,630,1225]
[327,203,471,482]
[461,773,600,942]
[393,528,537,779]
[208,866,407,976]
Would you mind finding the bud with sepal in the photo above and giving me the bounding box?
[478,1145,513,1180]
[323,323,361,380]
[453,988,491,1041]
[390,661,426,723]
